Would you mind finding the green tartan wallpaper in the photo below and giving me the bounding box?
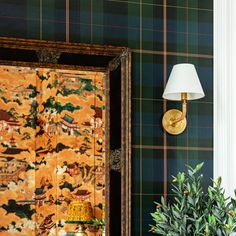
[0,0,213,235]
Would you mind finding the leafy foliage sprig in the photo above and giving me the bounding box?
[150,163,236,236]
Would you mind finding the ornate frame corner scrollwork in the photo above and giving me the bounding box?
[36,49,61,64]
[110,149,122,172]
[108,48,130,71]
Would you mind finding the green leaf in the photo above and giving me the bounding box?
[195,162,204,172]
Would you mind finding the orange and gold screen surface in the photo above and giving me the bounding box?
[0,65,106,235]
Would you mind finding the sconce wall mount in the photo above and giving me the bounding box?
[162,92,187,135]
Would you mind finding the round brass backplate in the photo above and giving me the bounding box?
[162,109,187,135]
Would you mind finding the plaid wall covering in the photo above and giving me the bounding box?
[0,0,213,235]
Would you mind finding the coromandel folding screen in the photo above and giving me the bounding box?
[0,65,106,235]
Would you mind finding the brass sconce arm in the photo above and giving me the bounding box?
[169,93,187,126]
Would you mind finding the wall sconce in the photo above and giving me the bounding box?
[162,63,205,135]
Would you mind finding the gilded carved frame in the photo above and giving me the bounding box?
[0,37,131,236]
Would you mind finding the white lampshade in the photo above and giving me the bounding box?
[163,63,205,101]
